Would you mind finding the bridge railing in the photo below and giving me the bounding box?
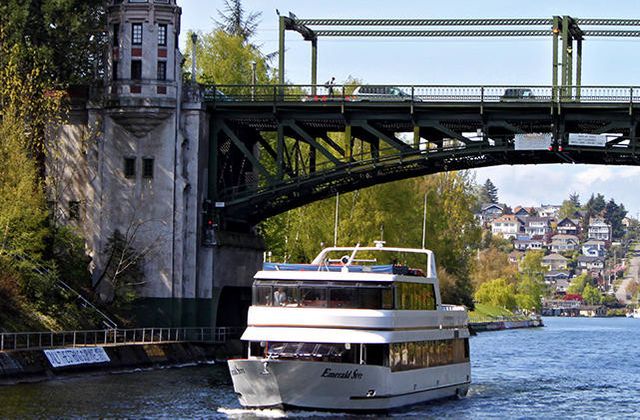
[0,326,244,352]
[204,84,640,104]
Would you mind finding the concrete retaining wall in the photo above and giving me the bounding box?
[470,318,544,332]
[0,341,242,385]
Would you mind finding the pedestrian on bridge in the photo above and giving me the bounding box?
[325,77,335,97]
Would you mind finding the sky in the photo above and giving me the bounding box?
[178,0,640,217]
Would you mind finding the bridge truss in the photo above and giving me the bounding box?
[206,84,640,227]
[278,15,640,95]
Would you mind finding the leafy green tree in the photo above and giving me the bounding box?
[567,272,590,294]
[584,193,606,221]
[0,0,106,85]
[582,283,601,305]
[474,278,517,309]
[516,251,546,312]
[471,246,518,288]
[558,198,580,220]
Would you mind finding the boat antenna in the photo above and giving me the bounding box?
[333,192,339,247]
[421,192,427,249]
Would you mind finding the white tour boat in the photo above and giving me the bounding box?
[228,243,471,411]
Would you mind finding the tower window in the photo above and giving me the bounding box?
[158,24,167,46]
[157,61,166,81]
[68,201,80,221]
[142,158,154,178]
[132,23,143,45]
[131,60,142,79]
[124,157,136,178]
[113,24,120,46]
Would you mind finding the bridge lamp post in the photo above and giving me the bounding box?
[251,61,257,100]
[191,32,198,85]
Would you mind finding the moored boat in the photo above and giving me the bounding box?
[228,243,471,411]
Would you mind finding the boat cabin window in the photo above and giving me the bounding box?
[253,281,394,309]
[396,282,436,310]
[262,342,357,363]
[389,338,469,372]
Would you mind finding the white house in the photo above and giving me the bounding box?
[582,239,606,257]
[491,214,522,239]
[588,218,612,241]
[550,234,580,253]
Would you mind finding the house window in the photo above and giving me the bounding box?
[158,24,167,46]
[132,23,143,45]
[68,201,80,220]
[142,158,154,178]
[131,60,142,79]
[113,23,120,46]
[112,61,119,80]
[124,157,136,178]
[157,61,166,81]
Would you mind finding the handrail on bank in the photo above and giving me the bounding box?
[0,326,244,352]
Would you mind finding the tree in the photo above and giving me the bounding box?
[474,278,517,310]
[569,192,581,208]
[582,284,602,305]
[584,193,606,219]
[567,272,590,294]
[0,0,107,85]
[516,251,546,312]
[471,246,518,288]
[479,179,499,204]
[215,0,261,41]
[604,198,627,239]
[558,199,580,220]
[185,29,272,86]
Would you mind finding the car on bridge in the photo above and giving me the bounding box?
[352,85,417,101]
[500,88,537,101]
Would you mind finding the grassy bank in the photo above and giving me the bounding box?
[469,303,529,323]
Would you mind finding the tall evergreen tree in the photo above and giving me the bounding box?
[568,192,580,207]
[604,199,627,239]
[481,179,499,204]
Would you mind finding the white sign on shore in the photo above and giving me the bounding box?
[514,133,553,150]
[568,133,607,147]
[44,347,110,368]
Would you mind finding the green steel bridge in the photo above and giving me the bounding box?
[201,15,640,228]
[205,84,640,227]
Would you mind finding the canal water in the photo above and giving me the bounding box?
[1,317,639,418]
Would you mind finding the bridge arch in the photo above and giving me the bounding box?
[207,85,640,225]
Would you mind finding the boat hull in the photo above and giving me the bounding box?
[228,358,470,411]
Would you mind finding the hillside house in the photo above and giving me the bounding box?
[542,253,569,271]
[577,256,605,273]
[491,214,523,239]
[480,203,505,224]
[582,239,606,257]
[524,217,552,237]
[556,217,581,236]
[550,234,580,253]
[588,218,612,241]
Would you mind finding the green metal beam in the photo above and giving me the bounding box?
[298,18,553,26]
[220,123,274,182]
[314,29,551,37]
[357,122,414,153]
[552,16,560,100]
[208,120,218,199]
[287,121,342,165]
[278,16,285,86]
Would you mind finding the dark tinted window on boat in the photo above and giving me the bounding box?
[253,281,393,309]
[389,338,469,372]
[396,282,436,310]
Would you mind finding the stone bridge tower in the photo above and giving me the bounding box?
[58,0,262,328]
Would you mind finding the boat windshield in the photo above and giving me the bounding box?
[265,342,355,363]
[253,281,394,309]
[253,280,436,310]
